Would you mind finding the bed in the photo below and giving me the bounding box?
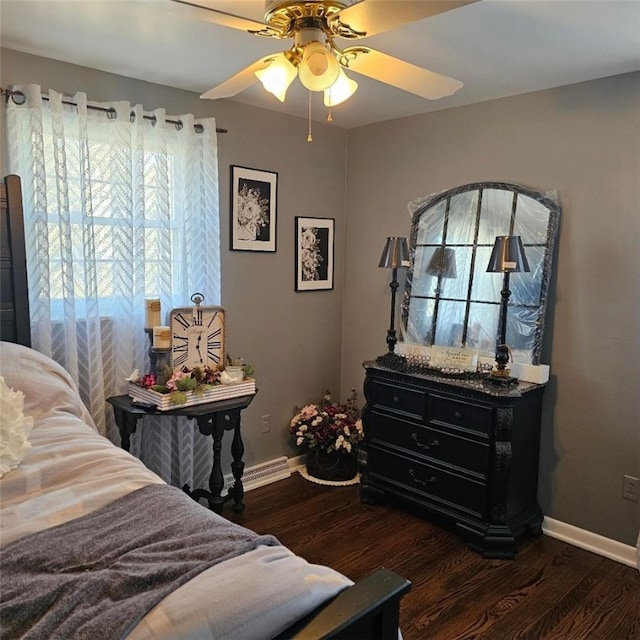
[0,174,410,639]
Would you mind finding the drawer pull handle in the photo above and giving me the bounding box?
[393,395,400,403]
[409,468,436,487]
[412,433,439,450]
[453,410,463,419]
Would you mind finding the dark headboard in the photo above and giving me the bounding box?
[0,174,31,347]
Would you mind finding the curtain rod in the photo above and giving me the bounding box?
[2,88,228,134]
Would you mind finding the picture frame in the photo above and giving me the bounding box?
[230,165,278,252]
[295,216,335,291]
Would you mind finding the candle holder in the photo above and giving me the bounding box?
[144,329,171,375]
[153,348,172,375]
[144,328,156,374]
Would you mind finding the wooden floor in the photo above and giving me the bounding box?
[227,473,640,640]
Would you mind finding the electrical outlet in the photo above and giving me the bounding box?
[622,475,639,502]
[261,414,270,434]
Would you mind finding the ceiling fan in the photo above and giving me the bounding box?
[171,0,477,108]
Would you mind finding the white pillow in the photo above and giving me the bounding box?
[0,375,34,478]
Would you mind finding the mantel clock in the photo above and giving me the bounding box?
[169,293,225,371]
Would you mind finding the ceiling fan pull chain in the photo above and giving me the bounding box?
[307,90,313,143]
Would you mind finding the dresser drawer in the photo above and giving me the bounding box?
[369,411,489,477]
[428,393,492,436]
[368,445,488,518]
[370,380,426,421]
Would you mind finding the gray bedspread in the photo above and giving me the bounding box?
[0,483,280,640]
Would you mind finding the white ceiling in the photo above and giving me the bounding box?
[2,0,639,129]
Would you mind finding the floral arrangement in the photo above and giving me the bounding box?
[289,389,364,455]
[130,365,222,406]
[129,354,255,406]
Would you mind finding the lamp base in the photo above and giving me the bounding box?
[486,344,518,386]
[486,371,519,387]
[376,352,407,370]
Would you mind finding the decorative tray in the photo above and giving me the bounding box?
[128,379,256,411]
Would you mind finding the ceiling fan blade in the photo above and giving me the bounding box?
[169,0,267,33]
[345,48,463,100]
[331,1,479,38]
[200,56,275,100]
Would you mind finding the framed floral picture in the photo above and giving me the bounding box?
[230,165,278,252]
[295,216,334,291]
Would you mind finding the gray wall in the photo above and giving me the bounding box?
[1,48,348,469]
[2,48,638,546]
[342,72,640,546]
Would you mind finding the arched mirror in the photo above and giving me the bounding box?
[400,182,560,365]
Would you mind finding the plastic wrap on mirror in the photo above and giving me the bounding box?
[401,182,560,366]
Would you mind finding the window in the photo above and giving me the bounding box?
[6,85,220,443]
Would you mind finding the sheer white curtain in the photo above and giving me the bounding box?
[6,83,221,489]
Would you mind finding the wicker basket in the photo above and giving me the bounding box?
[306,448,358,482]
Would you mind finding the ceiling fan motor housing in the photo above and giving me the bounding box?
[263,1,350,37]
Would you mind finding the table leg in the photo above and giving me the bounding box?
[187,415,226,513]
[185,410,246,514]
[111,406,140,452]
[230,418,245,512]
[208,416,226,513]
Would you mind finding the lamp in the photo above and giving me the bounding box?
[324,67,358,107]
[254,27,358,107]
[298,41,340,91]
[255,53,298,102]
[378,237,410,362]
[486,235,530,384]
[425,247,457,279]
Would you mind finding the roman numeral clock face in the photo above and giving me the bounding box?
[169,305,225,371]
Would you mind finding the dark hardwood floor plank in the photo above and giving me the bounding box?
[598,561,640,640]
[227,473,640,640]
[426,547,562,639]
[464,544,602,640]
[524,558,619,639]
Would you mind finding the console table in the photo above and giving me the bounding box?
[107,393,256,514]
[361,362,545,559]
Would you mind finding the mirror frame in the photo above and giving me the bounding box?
[400,182,560,365]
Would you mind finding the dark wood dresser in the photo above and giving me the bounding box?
[360,362,546,559]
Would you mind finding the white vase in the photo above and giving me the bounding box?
[225,366,244,383]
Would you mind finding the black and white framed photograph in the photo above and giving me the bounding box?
[230,165,278,252]
[295,217,335,291]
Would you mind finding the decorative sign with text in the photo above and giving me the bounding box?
[430,346,479,371]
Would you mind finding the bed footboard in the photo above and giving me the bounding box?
[277,568,411,640]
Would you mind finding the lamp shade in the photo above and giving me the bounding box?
[255,53,297,102]
[486,236,530,273]
[298,41,340,91]
[379,237,409,269]
[426,247,457,278]
[324,67,358,107]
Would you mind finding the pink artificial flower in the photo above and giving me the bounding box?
[166,369,191,391]
[141,373,157,388]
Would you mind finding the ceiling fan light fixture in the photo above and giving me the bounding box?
[324,67,358,107]
[255,53,297,102]
[298,41,340,92]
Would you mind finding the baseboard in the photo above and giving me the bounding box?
[543,517,638,568]
[224,456,291,492]
[287,454,305,472]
